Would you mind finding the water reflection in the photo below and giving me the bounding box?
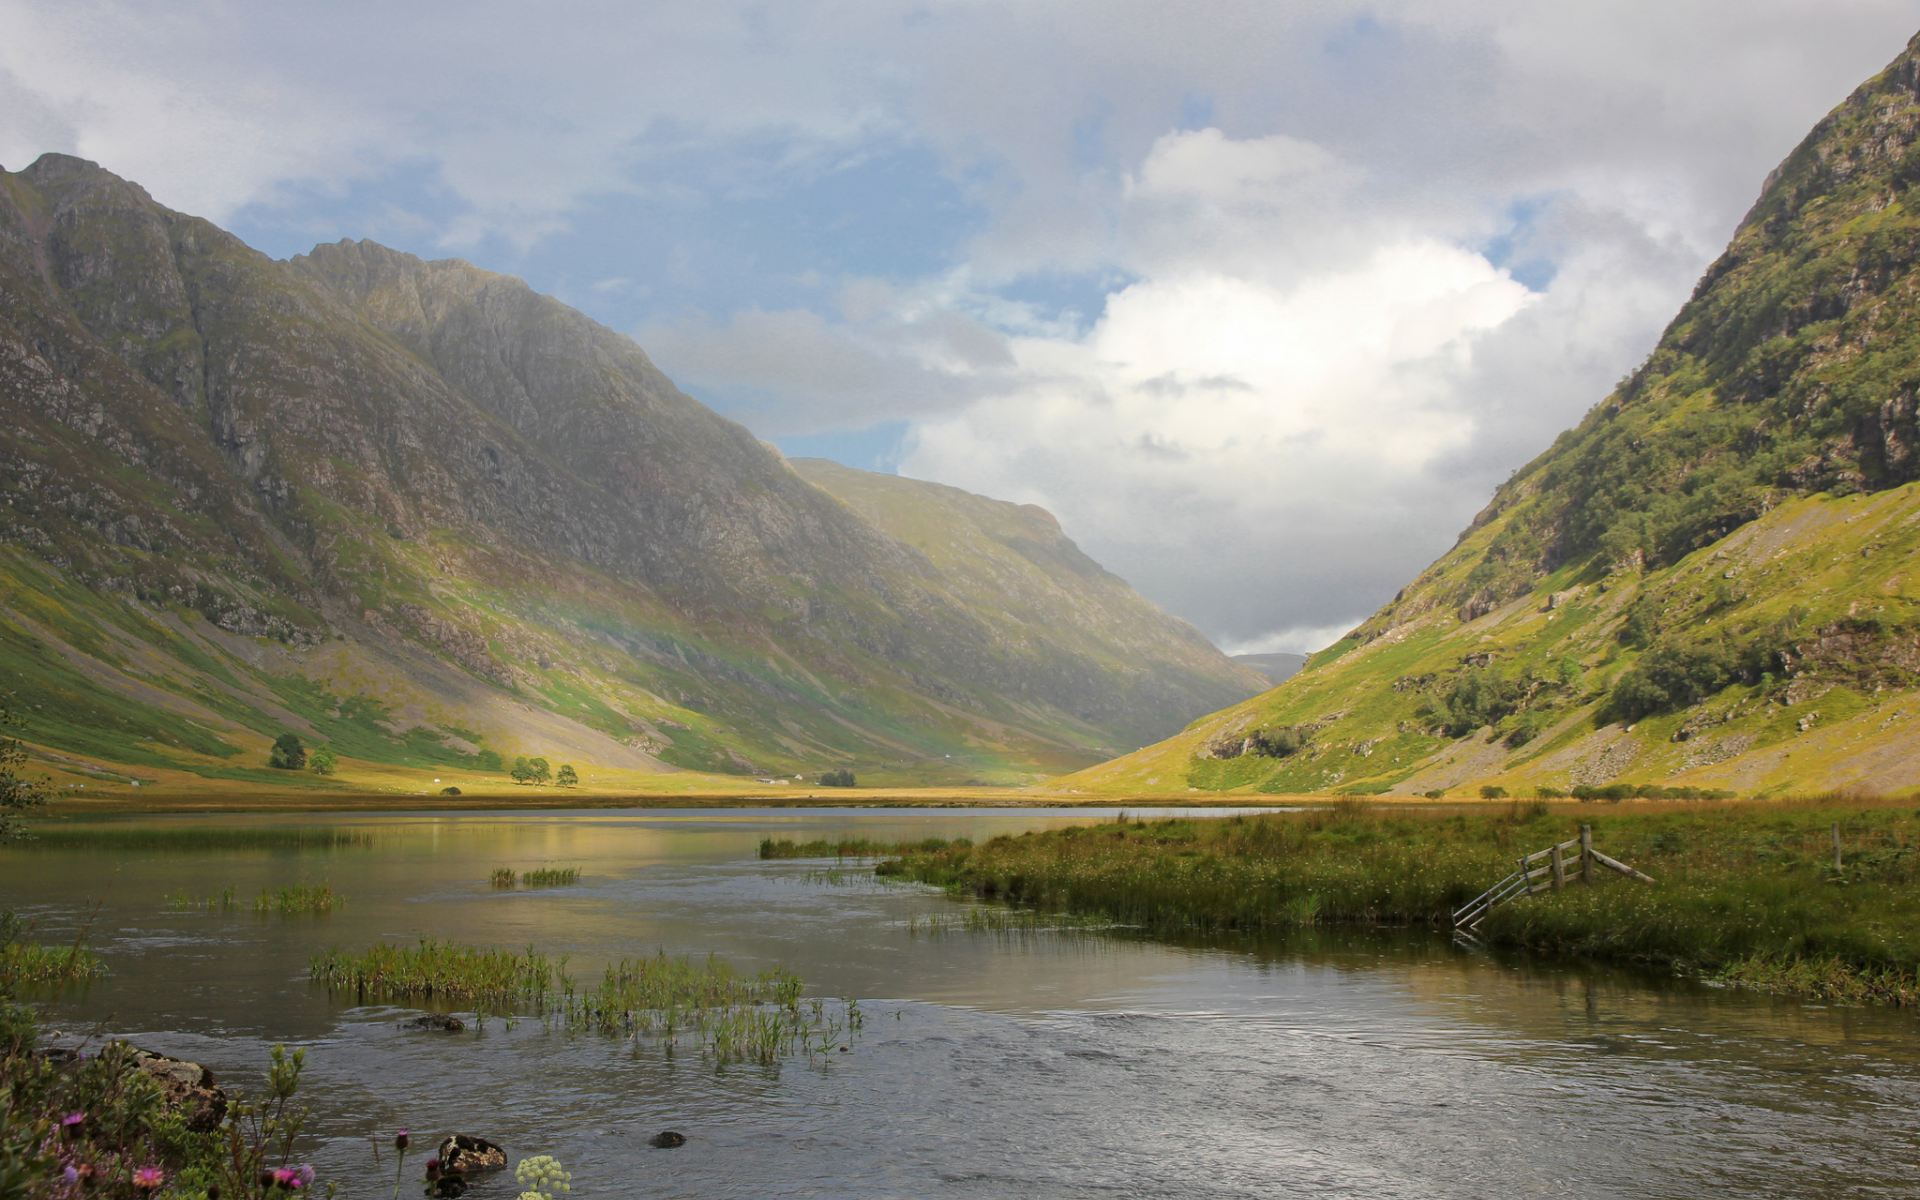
[5,807,1918,1198]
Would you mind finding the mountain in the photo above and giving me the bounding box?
[1231,654,1306,683]
[0,153,1262,791]
[1062,31,1920,799]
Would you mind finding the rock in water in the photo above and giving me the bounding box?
[437,1134,508,1174]
[130,1050,227,1132]
[399,1013,466,1033]
[649,1131,686,1148]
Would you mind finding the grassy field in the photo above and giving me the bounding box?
[876,796,1920,1005]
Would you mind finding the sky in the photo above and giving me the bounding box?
[4,1,1919,655]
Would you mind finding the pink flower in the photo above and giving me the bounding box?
[272,1166,303,1189]
[132,1166,165,1192]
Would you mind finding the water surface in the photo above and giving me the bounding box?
[7,807,1918,1198]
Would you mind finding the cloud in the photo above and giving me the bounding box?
[5,0,1920,653]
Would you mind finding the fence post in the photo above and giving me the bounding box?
[1833,823,1843,871]
[1580,825,1593,885]
[1550,842,1565,890]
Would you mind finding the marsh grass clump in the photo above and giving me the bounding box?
[310,941,850,1062]
[490,868,516,888]
[12,826,378,853]
[253,884,341,915]
[0,942,105,985]
[760,836,968,860]
[520,868,578,887]
[878,799,1920,1004]
[167,885,238,911]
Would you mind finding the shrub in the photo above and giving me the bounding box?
[440,786,461,796]
[268,732,306,771]
[1479,785,1508,799]
[307,747,337,776]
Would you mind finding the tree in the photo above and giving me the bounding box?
[529,757,552,785]
[510,756,534,785]
[555,764,578,787]
[0,701,51,842]
[819,769,856,788]
[269,732,307,770]
[308,747,338,776]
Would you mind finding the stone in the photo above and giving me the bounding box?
[129,1050,228,1132]
[437,1134,507,1174]
[399,1014,465,1033]
[649,1131,686,1148]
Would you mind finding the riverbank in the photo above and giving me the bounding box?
[875,797,1920,1005]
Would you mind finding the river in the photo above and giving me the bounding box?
[5,806,1918,1198]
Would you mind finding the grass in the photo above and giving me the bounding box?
[309,940,848,1062]
[254,884,341,914]
[167,885,238,910]
[0,942,105,985]
[760,835,970,859]
[876,797,1920,1004]
[489,866,579,888]
[8,825,378,851]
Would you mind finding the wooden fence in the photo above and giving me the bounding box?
[1452,824,1654,931]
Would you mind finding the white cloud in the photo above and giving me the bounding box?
[5,0,1920,650]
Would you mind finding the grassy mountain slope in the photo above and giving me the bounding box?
[1061,30,1920,798]
[0,155,1259,791]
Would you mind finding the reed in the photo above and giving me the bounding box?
[521,867,578,887]
[490,868,516,888]
[878,798,1920,1004]
[760,835,969,860]
[309,940,850,1062]
[254,884,341,915]
[167,885,239,910]
[9,825,378,852]
[0,942,105,984]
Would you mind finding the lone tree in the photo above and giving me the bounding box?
[555,764,578,787]
[0,700,51,841]
[308,747,338,776]
[269,732,307,771]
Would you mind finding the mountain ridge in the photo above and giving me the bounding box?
[0,154,1262,790]
[1061,29,1920,798]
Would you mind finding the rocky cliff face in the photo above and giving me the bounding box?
[1062,30,1920,799]
[0,156,1261,786]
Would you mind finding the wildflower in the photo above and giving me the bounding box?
[60,1111,83,1136]
[425,1160,441,1181]
[273,1166,305,1190]
[297,1166,315,1187]
[132,1166,165,1193]
[395,1129,410,1151]
[63,1166,78,1185]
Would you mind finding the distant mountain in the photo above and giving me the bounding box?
[1062,31,1920,798]
[0,154,1262,788]
[1231,653,1305,683]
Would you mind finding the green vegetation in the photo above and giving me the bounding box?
[5,825,377,852]
[1,1013,327,1199]
[878,802,1920,1003]
[166,886,237,911]
[0,943,104,986]
[555,763,577,787]
[760,835,967,860]
[306,747,337,776]
[252,885,340,915]
[0,700,50,841]
[267,733,305,771]
[488,866,579,888]
[309,941,849,1061]
[510,756,552,786]
[818,769,857,788]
